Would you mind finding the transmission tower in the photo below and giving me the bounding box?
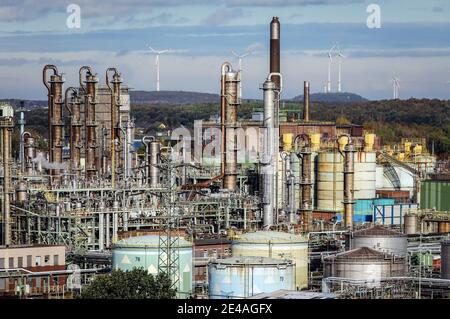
[157,149,181,291]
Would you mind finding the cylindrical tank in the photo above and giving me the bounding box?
[316,151,377,212]
[223,69,239,190]
[354,152,376,200]
[441,240,450,279]
[208,256,295,299]
[282,133,293,152]
[323,247,407,287]
[316,151,344,212]
[338,135,349,152]
[112,235,193,298]
[309,133,321,151]
[261,79,277,227]
[231,231,308,289]
[349,225,407,257]
[438,222,450,234]
[15,181,27,204]
[404,213,417,235]
[149,141,160,187]
[364,133,375,152]
[413,144,422,154]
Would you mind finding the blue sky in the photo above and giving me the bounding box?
[1,0,450,100]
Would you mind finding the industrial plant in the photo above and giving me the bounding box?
[1,17,450,300]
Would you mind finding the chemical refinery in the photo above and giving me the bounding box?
[1,16,450,300]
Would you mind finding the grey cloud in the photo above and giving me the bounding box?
[202,8,246,26]
[0,57,96,66]
[433,6,444,13]
[0,0,364,22]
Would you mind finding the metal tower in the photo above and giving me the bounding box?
[157,149,181,291]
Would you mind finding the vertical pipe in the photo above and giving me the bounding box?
[2,125,12,245]
[149,140,161,187]
[343,143,355,229]
[303,81,310,122]
[19,109,25,172]
[220,63,230,178]
[296,134,313,231]
[98,212,104,251]
[105,213,110,248]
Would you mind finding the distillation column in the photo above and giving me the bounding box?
[221,64,240,190]
[0,104,14,246]
[261,78,277,228]
[299,141,313,231]
[43,65,64,177]
[80,67,98,180]
[343,143,355,229]
[22,132,35,175]
[69,90,82,174]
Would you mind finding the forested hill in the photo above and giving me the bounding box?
[8,97,450,158]
[291,92,368,103]
[130,90,220,104]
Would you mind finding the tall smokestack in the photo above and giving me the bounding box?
[303,81,310,122]
[270,17,281,89]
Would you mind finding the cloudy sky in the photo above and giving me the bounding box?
[1,0,450,100]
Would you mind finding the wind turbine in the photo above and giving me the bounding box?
[327,44,336,93]
[392,76,400,99]
[337,45,345,93]
[231,50,252,99]
[148,45,170,92]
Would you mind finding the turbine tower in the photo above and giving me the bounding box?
[148,45,170,92]
[231,50,252,99]
[327,45,336,93]
[337,45,345,93]
[392,76,400,99]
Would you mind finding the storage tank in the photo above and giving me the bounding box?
[231,231,308,289]
[208,256,295,299]
[112,235,193,298]
[349,225,407,257]
[317,151,376,212]
[323,247,406,286]
[404,212,417,235]
[316,151,344,211]
[441,240,450,279]
[354,152,376,199]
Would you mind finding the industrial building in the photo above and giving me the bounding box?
[0,16,449,300]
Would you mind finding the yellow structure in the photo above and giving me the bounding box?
[309,133,321,151]
[338,135,349,151]
[282,133,294,152]
[364,133,376,152]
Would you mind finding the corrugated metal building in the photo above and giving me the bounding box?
[420,180,450,211]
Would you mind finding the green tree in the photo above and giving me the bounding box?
[80,268,176,299]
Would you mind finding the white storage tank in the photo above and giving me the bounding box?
[208,256,295,299]
[112,235,193,298]
[317,151,376,212]
[231,231,308,289]
[354,152,376,199]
